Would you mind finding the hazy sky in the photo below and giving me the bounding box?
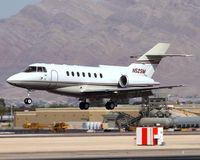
[0,0,41,19]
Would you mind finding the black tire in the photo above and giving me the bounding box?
[24,98,28,104]
[109,102,115,110]
[79,102,85,110]
[84,102,90,110]
[24,98,32,105]
[105,102,111,110]
[79,102,90,110]
[105,101,116,110]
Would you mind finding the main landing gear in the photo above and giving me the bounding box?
[79,101,90,110]
[24,90,33,105]
[105,100,117,110]
[79,99,117,110]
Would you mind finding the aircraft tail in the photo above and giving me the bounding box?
[127,43,170,78]
[129,43,190,78]
[137,43,170,63]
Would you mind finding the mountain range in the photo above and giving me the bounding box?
[0,0,200,103]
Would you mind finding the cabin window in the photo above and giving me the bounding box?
[71,72,74,77]
[77,72,80,77]
[66,71,69,76]
[100,73,103,78]
[82,72,85,77]
[88,73,91,77]
[94,73,97,78]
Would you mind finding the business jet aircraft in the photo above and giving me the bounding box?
[7,43,190,110]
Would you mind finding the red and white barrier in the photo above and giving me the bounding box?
[136,127,164,145]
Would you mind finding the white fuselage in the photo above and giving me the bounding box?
[7,63,158,98]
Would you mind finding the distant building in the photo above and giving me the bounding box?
[14,107,140,128]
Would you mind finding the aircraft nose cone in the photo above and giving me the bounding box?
[7,76,15,85]
[6,74,22,86]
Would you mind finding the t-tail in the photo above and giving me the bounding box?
[129,43,191,78]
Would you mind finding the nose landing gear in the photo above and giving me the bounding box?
[24,90,33,105]
[24,98,32,105]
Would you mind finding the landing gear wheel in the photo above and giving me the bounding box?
[79,102,85,110]
[105,101,116,110]
[24,98,32,105]
[84,102,89,110]
[79,102,90,110]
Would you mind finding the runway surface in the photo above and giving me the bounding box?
[0,130,200,138]
[0,134,200,159]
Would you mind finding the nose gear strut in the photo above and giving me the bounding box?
[24,90,33,105]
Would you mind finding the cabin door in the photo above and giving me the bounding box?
[49,70,58,88]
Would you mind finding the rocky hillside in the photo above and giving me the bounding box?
[0,0,200,102]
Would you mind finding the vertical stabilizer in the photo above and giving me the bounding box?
[129,43,170,78]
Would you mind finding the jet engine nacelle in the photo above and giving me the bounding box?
[118,75,128,88]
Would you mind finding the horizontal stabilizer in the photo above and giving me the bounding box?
[137,43,170,62]
[145,54,192,61]
[147,54,192,58]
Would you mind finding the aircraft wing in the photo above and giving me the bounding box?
[81,85,184,98]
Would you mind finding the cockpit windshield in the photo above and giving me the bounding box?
[24,66,47,73]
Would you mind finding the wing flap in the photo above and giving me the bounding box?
[83,85,183,93]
